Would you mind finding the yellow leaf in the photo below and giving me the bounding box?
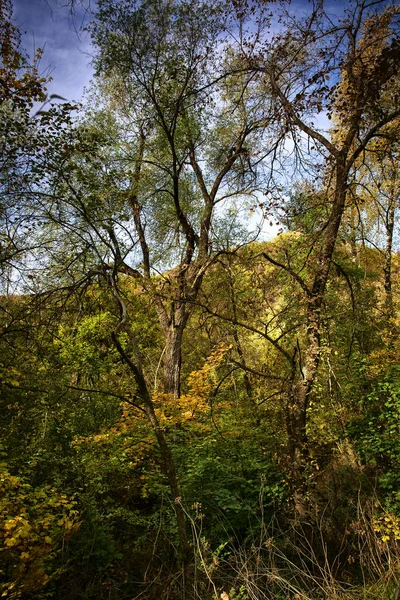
[5,537,17,547]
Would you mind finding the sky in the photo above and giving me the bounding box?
[12,0,345,107]
[13,0,94,104]
[10,0,335,243]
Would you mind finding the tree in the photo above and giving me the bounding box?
[0,0,45,108]
[87,0,275,398]
[227,0,400,507]
[350,130,400,315]
[25,0,277,581]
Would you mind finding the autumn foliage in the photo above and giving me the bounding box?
[1,0,400,598]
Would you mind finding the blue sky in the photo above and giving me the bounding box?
[10,0,343,244]
[12,0,348,106]
[13,0,94,103]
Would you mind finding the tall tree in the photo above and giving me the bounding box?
[237,0,400,506]
[29,0,276,583]
[87,0,274,398]
[350,131,400,315]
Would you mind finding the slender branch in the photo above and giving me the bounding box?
[196,299,293,364]
[266,68,339,157]
[256,251,311,298]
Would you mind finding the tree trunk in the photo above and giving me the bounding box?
[228,266,253,398]
[384,198,395,315]
[163,320,186,398]
[110,311,191,591]
[286,310,320,512]
[286,160,348,508]
[286,378,308,514]
[142,400,191,570]
[160,267,205,399]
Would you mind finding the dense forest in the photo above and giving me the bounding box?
[1,0,400,598]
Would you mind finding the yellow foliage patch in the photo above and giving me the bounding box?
[0,463,80,599]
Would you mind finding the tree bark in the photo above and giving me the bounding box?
[163,318,187,398]
[383,198,395,315]
[109,280,191,589]
[113,330,191,581]
[286,159,349,507]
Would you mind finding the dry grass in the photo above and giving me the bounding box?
[189,491,400,600]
